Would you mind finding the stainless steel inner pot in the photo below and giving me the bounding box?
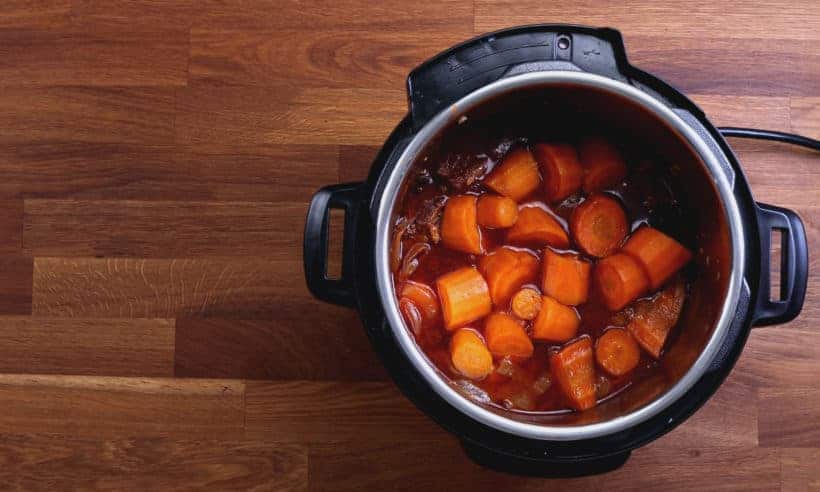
[374,71,745,441]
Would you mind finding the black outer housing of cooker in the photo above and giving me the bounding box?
[303,25,808,476]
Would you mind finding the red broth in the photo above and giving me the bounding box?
[391,128,693,413]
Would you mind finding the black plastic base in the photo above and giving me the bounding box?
[462,441,630,477]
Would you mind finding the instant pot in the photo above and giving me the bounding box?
[303,25,809,476]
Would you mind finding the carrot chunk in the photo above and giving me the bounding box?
[622,226,692,289]
[506,205,569,249]
[551,337,596,411]
[435,267,492,331]
[478,247,539,307]
[484,148,541,202]
[531,295,580,342]
[440,195,482,254]
[484,313,534,359]
[570,194,628,258]
[398,281,440,334]
[533,143,584,203]
[541,249,591,306]
[511,288,542,320]
[476,194,519,228]
[450,328,493,380]
[627,280,686,358]
[595,328,641,376]
[579,137,628,193]
[595,253,650,311]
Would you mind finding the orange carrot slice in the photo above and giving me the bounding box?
[627,280,686,358]
[551,337,596,411]
[541,249,591,306]
[531,295,580,342]
[506,205,569,249]
[622,226,692,289]
[484,148,541,202]
[570,194,628,258]
[436,267,492,330]
[579,137,628,193]
[450,328,493,380]
[484,313,534,359]
[478,247,539,307]
[533,143,584,203]
[595,253,650,311]
[595,328,641,376]
[441,195,482,254]
[511,288,542,320]
[476,194,518,228]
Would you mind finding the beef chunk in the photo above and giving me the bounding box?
[408,195,446,243]
[435,153,488,192]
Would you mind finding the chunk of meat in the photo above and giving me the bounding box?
[407,195,446,243]
[627,279,686,358]
[436,153,488,192]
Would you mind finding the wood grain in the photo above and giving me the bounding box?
[0,434,307,491]
[244,381,443,442]
[0,144,338,201]
[0,87,175,145]
[0,0,817,488]
[0,375,245,438]
[23,200,306,257]
[32,257,304,318]
[174,315,386,381]
[0,317,174,376]
[474,0,820,41]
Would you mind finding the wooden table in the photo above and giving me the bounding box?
[0,0,817,489]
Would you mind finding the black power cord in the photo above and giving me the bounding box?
[718,127,820,152]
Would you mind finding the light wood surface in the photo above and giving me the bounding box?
[0,0,818,489]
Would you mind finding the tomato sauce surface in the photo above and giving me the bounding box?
[391,123,692,413]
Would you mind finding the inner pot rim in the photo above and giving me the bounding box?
[374,71,745,441]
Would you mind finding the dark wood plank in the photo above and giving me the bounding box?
[780,448,820,491]
[627,36,820,97]
[0,255,33,315]
[0,28,187,87]
[792,97,819,138]
[175,84,406,150]
[69,0,194,32]
[32,257,305,319]
[691,95,791,130]
[23,200,306,258]
[0,200,23,254]
[0,434,307,491]
[0,87,175,146]
[338,145,379,183]
[0,0,70,29]
[0,317,174,376]
[193,0,473,31]
[245,381,443,442]
[0,144,338,201]
[0,375,244,438]
[189,29,468,89]
[174,315,387,381]
[758,387,820,448]
[475,0,820,41]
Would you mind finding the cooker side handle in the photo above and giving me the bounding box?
[752,203,808,326]
[303,182,361,308]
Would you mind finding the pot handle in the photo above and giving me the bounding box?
[303,182,361,308]
[752,202,808,326]
[461,440,630,477]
